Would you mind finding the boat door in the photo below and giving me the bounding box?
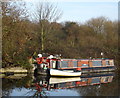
[50,60,57,69]
[52,60,56,68]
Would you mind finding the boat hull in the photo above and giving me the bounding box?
[49,77,81,84]
[50,69,81,77]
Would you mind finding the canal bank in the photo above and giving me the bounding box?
[0,67,34,74]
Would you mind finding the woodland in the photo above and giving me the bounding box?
[1,2,119,70]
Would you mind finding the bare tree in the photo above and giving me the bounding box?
[86,17,107,34]
[33,2,62,52]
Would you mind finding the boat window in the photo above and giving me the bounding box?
[81,64,89,67]
[81,78,88,82]
[61,61,68,68]
[81,61,89,67]
[109,60,114,65]
[66,82,73,87]
[58,83,73,88]
[59,83,65,88]
[108,76,113,82]
[92,61,102,66]
[104,77,109,82]
[57,61,61,68]
[101,77,109,83]
[73,61,78,67]
[72,82,76,86]
[91,78,100,84]
[52,61,56,68]
[106,61,110,65]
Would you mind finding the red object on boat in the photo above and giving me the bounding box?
[36,57,44,64]
[76,68,81,71]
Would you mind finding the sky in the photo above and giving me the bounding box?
[25,0,118,23]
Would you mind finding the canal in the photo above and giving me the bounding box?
[2,72,119,97]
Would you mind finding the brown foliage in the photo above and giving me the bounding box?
[2,2,118,69]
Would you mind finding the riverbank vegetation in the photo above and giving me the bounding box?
[2,1,119,70]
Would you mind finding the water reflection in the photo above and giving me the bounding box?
[33,73,114,90]
[2,72,119,96]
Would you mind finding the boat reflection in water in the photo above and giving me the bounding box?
[2,72,117,97]
[32,72,114,93]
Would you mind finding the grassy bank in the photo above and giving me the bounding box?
[0,67,30,73]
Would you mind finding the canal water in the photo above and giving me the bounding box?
[2,72,119,97]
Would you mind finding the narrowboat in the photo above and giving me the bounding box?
[33,54,115,76]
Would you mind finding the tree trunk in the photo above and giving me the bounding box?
[41,28,44,52]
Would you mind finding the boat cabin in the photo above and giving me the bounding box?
[35,57,115,73]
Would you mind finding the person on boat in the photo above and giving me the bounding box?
[47,55,54,59]
[36,54,43,64]
[38,54,42,58]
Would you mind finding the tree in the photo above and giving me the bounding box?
[86,17,107,34]
[2,1,31,67]
[33,2,62,52]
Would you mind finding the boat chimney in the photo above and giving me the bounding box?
[101,52,104,59]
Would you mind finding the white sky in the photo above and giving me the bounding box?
[25,0,119,23]
[24,0,119,2]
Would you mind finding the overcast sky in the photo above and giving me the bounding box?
[25,0,118,23]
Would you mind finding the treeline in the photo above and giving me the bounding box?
[2,2,119,69]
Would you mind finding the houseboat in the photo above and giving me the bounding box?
[33,54,115,76]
